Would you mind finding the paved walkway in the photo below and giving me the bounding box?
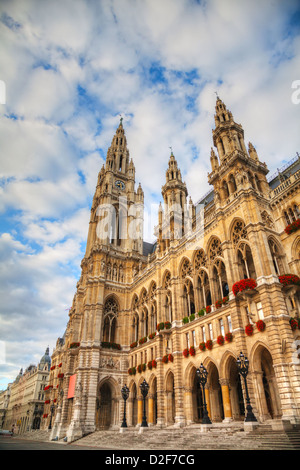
[14,422,300,451]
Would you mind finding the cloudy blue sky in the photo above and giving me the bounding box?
[0,0,300,389]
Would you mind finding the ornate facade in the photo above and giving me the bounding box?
[1,347,51,433]
[45,98,300,442]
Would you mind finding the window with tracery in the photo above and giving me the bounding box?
[180,258,192,278]
[102,297,118,343]
[232,220,248,246]
[163,271,171,289]
[194,249,207,271]
[208,237,222,261]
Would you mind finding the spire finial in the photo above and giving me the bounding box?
[119,115,123,125]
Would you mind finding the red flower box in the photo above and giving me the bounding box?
[199,342,206,351]
[278,274,300,287]
[225,332,233,343]
[183,348,189,358]
[245,324,254,336]
[139,337,147,345]
[217,335,224,345]
[157,322,165,331]
[205,340,213,350]
[189,346,196,356]
[128,367,136,375]
[50,365,56,371]
[168,354,174,362]
[147,360,153,370]
[206,305,211,313]
[215,300,222,309]
[284,218,300,235]
[232,278,257,296]
[130,341,137,349]
[256,320,266,332]
[58,373,64,379]
[152,359,157,368]
[45,400,50,404]
[290,318,298,331]
[162,355,168,364]
[58,363,62,368]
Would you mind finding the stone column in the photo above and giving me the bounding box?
[137,396,143,425]
[220,379,233,422]
[148,393,155,425]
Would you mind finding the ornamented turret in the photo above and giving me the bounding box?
[208,96,269,202]
[157,151,188,251]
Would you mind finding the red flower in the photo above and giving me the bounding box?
[58,373,64,379]
[225,332,233,342]
[205,340,213,350]
[151,359,157,368]
[217,335,224,346]
[284,218,300,235]
[245,324,254,336]
[256,320,266,332]
[183,348,189,358]
[215,300,222,309]
[162,355,168,363]
[168,354,174,362]
[199,342,206,351]
[278,274,300,287]
[206,305,211,313]
[232,278,257,296]
[130,341,137,349]
[290,318,298,331]
[189,346,196,356]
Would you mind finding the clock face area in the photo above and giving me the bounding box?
[115,180,125,190]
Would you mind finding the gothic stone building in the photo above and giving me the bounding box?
[45,98,300,441]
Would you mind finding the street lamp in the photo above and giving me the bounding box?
[139,379,149,427]
[121,384,130,428]
[236,351,257,422]
[196,363,212,425]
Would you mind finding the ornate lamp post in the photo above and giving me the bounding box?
[140,379,149,427]
[196,363,212,425]
[121,384,129,428]
[236,351,257,422]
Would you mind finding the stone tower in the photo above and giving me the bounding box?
[157,151,188,251]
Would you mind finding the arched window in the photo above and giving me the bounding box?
[237,243,256,279]
[268,238,284,275]
[103,297,118,343]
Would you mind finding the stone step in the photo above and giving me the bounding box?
[16,426,300,450]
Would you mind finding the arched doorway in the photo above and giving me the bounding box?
[97,383,112,429]
[252,345,282,422]
[227,356,245,420]
[208,362,224,422]
[165,371,175,425]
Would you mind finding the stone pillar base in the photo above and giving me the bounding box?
[271,419,293,431]
[244,421,259,432]
[66,422,83,443]
[200,424,212,433]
